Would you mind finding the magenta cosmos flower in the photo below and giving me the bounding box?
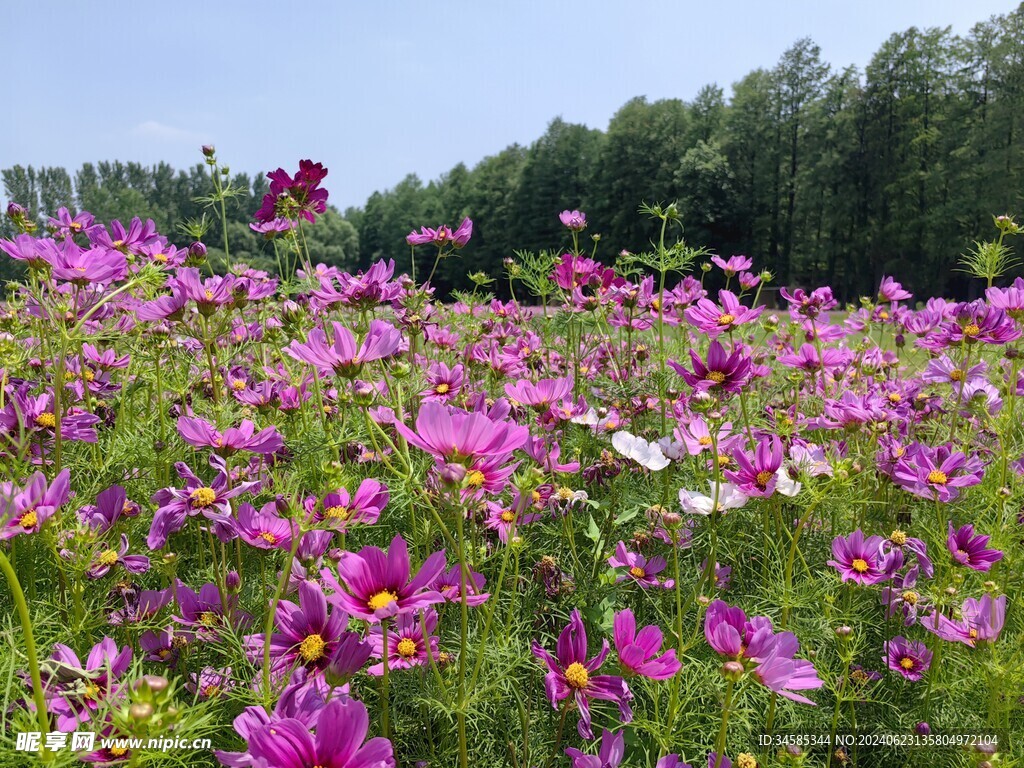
[710,254,752,277]
[504,376,573,409]
[724,436,784,497]
[565,729,624,768]
[703,600,794,663]
[946,522,1004,572]
[612,609,680,680]
[607,541,672,589]
[0,468,70,539]
[236,501,298,551]
[532,609,632,739]
[683,290,763,338]
[828,530,888,585]
[323,534,445,622]
[884,636,932,681]
[244,581,354,681]
[285,320,403,378]
[366,607,440,676]
[246,697,394,768]
[177,416,283,457]
[44,638,133,731]
[305,478,388,532]
[670,340,751,393]
[891,443,984,502]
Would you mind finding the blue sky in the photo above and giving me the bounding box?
[1,0,1014,210]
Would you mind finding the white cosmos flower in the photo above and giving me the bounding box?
[678,481,749,515]
[775,467,802,497]
[570,407,599,426]
[611,431,671,471]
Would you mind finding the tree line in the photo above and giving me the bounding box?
[4,4,1023,301]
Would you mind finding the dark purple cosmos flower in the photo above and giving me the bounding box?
[421,361,464,403]
[559,209,587,231]
[284,320,403,378]
[139,626,181,666]
[305,478,388,532]
[884,636,932,681]
[254,160,329,224]
[246,697,395,768]
[148,456,257,550]
[244,581,351,682]
[922,593,1005,647]
[612,609,680,680]
[881,529,934,578]
[683,290,763,338]
[0,468,70,539]
[880,566,926,626]
[323,534,445,622]
[173,580,248,641]
[367,607,440,676]
[108,588,172,627]
[828,530,888,585]
[670,340,751,393]
[43,638,132,731]
[188,666,235,700]
[607,541,673,589]
[77,484,139,533]
[177,416,284,457]
[725,436,784,498]
[947,523,1004,571]
[531,608,632,739]
[85,534,150,579]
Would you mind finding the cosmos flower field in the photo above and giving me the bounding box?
[0,155,1021,768]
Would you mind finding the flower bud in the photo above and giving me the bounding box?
[130,702,155,721]
[438,462,467,487]
[201,144,216,158]
[226,570,241,591]
[835,625,853,639]
[721,660,745,682]
[914,722,931,735]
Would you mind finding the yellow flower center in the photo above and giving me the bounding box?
[299,634,326,662]
[98,549,119,567]
[153,253,168,263]
[19,510,38,529]
[500,510,516,523]
[927,470,948,485]
[851,558,870,573]
[231,379,247,391]
[737,755,758,768]
[949,369,964,382]
[969,628,978,639]
[889,530,907,546]
[564,661,589,689]
[190,487,217,508]
[397,638,417,658]
[435,383,450,394]
[878,310,889,321]
[259,531,277,545]
[755,470,773,488]
[963,323,981,337]
[899,656,915,670]
[368,590,398,611]
[717,313,736,325]
[324,505,350,519]
[556,487,575,500]
[888,393,901,403]
[629,566,646,579]
[83,682,100,700]
[717,454,730,468]
[705,370,726,384]
[198,611,219,627]
[465,470,486,487]
[202,684,221,697]
[697,435,713,446]
[901,590,919,605]
[204,289,215,301]
[35,412,56,429]
[109,746,129,757]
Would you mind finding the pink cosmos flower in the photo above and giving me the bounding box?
[683,290,763,338]
[922,593,1005,647]
[946,522,1003,571]
[284,320,403,378]
[724,436,784,497]
[710,254,752,277]
[612,609,680,680]
[43,638,132,731]
[531,609,633,739]
[393,401,529,466]
[305,478,388,532]
[177,416,283,457]
[559,209,587,231]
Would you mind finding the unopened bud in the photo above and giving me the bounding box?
[130,702,155,721]
[721,660,744,681]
